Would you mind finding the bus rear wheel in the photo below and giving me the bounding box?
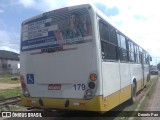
[130,82,136,104]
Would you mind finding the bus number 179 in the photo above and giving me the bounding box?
[73,84,85,90]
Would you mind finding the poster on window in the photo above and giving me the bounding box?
[21,7,92,51]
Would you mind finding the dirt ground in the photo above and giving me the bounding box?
[141,76,160,120]
[0,83,20,90]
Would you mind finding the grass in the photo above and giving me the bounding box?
[0,75,21,100]
[112,75,159,120]
[130,76,159,120]
[0,105,22,111]
[0,87,21,100]
[0,87,22,111]
[0,75,23,111]
[0,75,20,84]
[138,76,158,111]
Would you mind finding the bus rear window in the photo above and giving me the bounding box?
[21,7,92,51]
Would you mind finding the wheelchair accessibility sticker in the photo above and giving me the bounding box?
[27,74,34,84]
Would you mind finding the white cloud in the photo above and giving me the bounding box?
[18,0,36,8]
[0,28,20,54]
[0,46,19,53]
[0,9,4,13]
[0,2,5,13]
[0,30,11,42]
[18,0,92,11]
[99,0,160,58]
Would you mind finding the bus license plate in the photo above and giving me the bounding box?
[48,84,61,90]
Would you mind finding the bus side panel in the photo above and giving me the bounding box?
[130,64,144,92]
[102,62,120,110]
[119,63,131,104]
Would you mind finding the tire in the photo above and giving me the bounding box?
[130,82,136,104]
[145,74,150,88]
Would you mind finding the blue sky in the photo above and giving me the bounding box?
[0,0,160,65]
[0,0,41,53]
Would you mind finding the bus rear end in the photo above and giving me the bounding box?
[20,4,102,111]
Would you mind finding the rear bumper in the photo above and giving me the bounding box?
[21,95,103,111]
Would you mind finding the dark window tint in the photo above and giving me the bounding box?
[117,33,128,62]
[120,35,126,49]
[99,22,117,45]
[119,49,128,61]
[128,41,135,62]
[99,22,109,42]
[134,45,140,63]
[108,25,117,45]
[99,21,118,61]
[101,41,118,60]
[139,52,142,63]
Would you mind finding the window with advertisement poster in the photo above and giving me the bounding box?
[21,7,92,52]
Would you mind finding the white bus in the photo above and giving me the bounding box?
[20,4,151,111]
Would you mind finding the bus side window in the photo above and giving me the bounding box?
[139,47,143,64]
[135,45,140,63]
[134,44,139,63]
[144,53,148,65]
[128,41,135,62]
[99,21,118,61]
[117,33,128,62]
[139,52,143,64]
[99,21,109,42]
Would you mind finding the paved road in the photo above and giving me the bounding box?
[141,75,160,120]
